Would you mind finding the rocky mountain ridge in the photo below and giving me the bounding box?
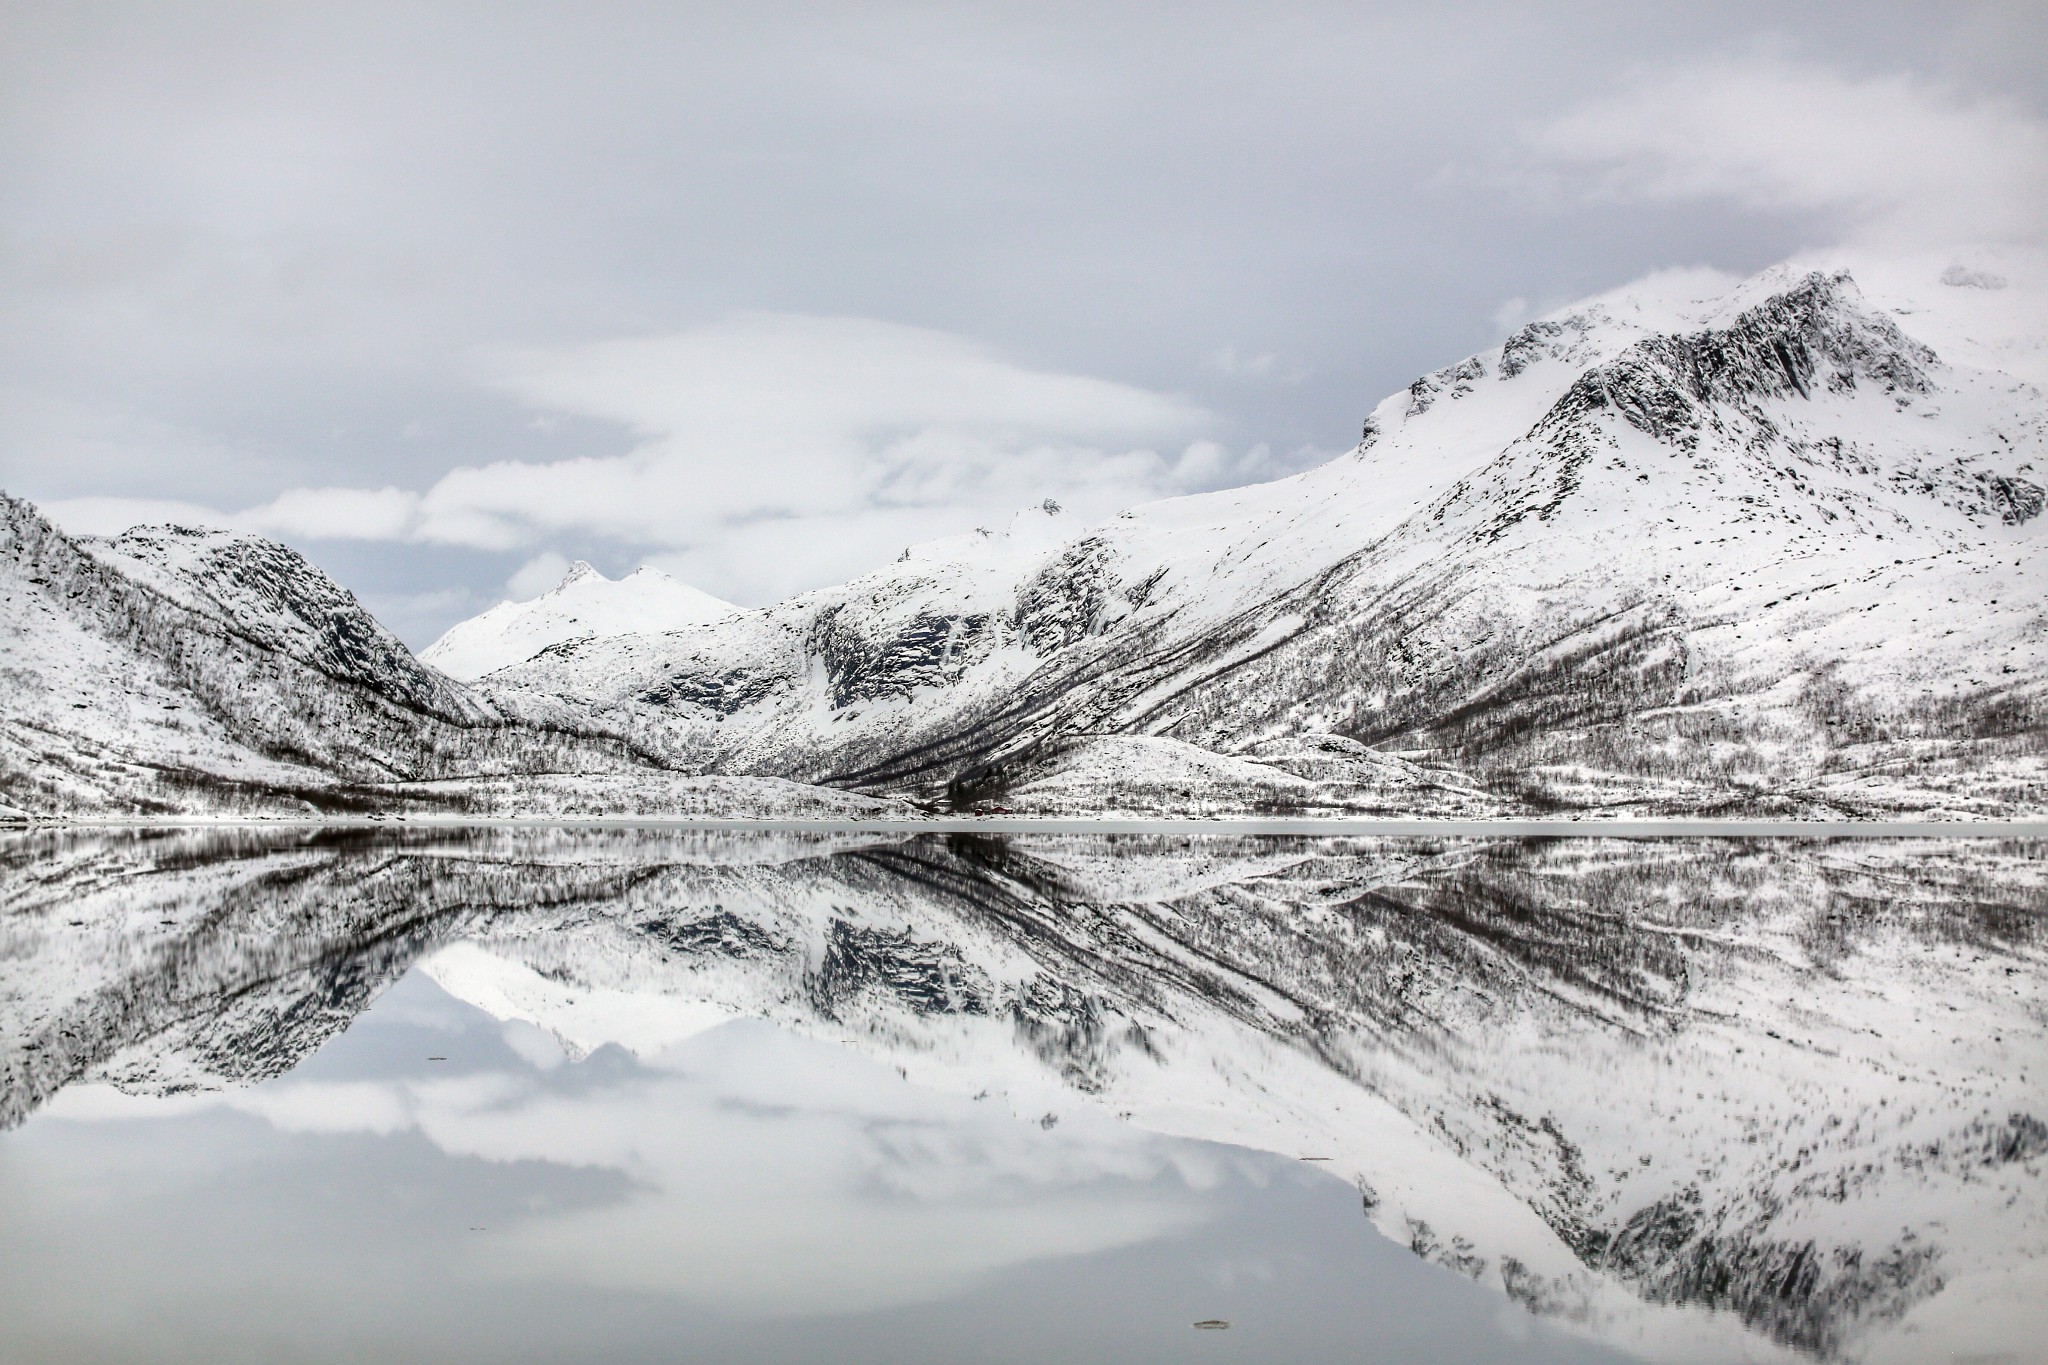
[3,258,2042,817]
[0,497,895,819]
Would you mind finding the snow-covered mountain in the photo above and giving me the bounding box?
[4,253,2043,817]
[421,560,739,681]
[478,258,2047,816]
[5,828,2042,1360]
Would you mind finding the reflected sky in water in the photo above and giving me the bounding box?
[1,967,1619,1365]
[1,829,2042,1364]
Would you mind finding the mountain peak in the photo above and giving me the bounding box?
[423,560,740,680]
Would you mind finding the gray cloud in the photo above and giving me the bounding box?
[1524,56,2048,248]
[4,1,2044,638]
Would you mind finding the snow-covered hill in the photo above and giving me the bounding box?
[3,253,2042,817]
[5,828,2042,1360]
[0,497,902,818]
[422,560,739,681]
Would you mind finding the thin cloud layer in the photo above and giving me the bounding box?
[50,312,1285,605]
[1526,56,2048,248]
[110,55,2044,607]
[440,312,1217,549]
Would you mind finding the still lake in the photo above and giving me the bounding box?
[2,829,2042,1363]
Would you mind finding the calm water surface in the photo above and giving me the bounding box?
[1,830,2042,1364]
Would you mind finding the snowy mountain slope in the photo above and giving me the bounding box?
[1108,270,2048,813]
[0,495,905,817]
[4,828,2041,1360]
[422,560,739,681]
[1794,243,2048,388]
[480,500,1103,769]
[475,262,2044,815]
[472,269,1737,735]
[2,495,476,813]
[3,254,2041,817]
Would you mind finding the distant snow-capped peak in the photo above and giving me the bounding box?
[422,559,740,681]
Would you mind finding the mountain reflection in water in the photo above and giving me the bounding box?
[1,829,2042,1364]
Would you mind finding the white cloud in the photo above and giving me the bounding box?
[431,313,1217,570]
[492,313,1198,446]
[1527,56,2048,248]
[39,495,228,536]
[41,486,422,545]
[505,550,572,600]
[1489,297,1532,338]
[44,312,1273,605]
[241,485,420,540]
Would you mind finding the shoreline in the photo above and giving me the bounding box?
[6,815,2047,837]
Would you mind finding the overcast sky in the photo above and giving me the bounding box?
[4,1,2045,645]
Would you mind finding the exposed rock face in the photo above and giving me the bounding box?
[3,828,2042,1360]
[85,522,475,716]
[806,603,1005,709]
[1013,537,1119,655]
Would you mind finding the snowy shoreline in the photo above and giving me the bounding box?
[5,813,2046,837]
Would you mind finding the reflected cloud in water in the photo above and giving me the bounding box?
[42,1002,1219,1317]
[1,829,2042,1363]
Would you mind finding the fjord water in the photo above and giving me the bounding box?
[1,831,2042,1364]
[0,974,1616,1365]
